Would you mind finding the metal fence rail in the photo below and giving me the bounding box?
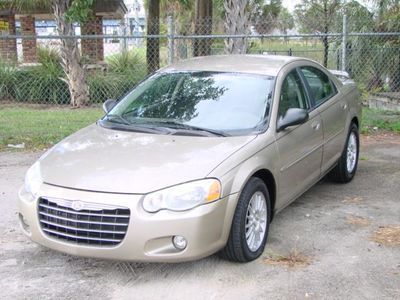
[0,15,399,149]
[1,32,399,104]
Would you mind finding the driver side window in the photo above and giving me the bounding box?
[278,70,309,118]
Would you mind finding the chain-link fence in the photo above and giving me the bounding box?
[0,15,399,149]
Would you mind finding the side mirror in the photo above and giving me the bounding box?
[277,108,309,132]
[103,99,117,113]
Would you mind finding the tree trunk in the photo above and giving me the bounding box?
[322,3,329,68]
[52,0,89,108]
[193,0,213,57]
[322,35,329,68]
[224,0,249,54]
[146,0,160,74]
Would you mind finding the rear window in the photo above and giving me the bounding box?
[300,67,336,105]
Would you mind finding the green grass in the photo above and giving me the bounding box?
[361,107,400,134]
[1,105,399,151]
[0,106,103,151]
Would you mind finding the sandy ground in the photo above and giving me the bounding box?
[0,134,399,300]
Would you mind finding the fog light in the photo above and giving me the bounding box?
[172,235,187,250]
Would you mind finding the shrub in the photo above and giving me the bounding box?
[11,47,70,104]
[37,46,62,68]
[0,47,148,105]
[0,59,18,100]
[88,73,135,103]
[106,48,147,78]
[13,59,70,105]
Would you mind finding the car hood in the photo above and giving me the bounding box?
[39,124,256,194]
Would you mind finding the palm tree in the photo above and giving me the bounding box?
[144,0,195,68]
[146,0,159,73]
[223,0,249,54]
[4,0,92,107]
[193,0,213,57]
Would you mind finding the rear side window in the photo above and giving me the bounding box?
[300,67,336,105]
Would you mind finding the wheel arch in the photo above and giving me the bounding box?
[251,169,277,220]
[351,116,359,128]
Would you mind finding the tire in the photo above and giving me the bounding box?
[329,123,360,183]
[219,177,271,262]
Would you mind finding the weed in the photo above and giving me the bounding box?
[346,215,371,227]
[371,225,400,246]
[342,196,363,204]
[264,249,312,268]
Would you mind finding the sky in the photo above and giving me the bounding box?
[124,0,375,14]
[282,0,298,12]
[282,0,374,12]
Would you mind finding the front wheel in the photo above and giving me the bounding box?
[329,123,360,183]
[219,177,271,262]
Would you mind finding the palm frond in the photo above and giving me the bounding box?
[0,0,51,13]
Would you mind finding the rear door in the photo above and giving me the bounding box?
[299,66,347,174]
[275,69,323,208]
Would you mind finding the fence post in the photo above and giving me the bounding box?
[120,19,127,52]
[342,14,347,71]
[167,16,175,64]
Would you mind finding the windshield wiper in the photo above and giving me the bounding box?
[101,115,171,134]
[104,114,131,125]
[153,120,228,137]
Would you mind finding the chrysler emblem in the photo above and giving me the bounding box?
[71,201,84,211]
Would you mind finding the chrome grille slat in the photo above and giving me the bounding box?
[38,198,130,246]
[39,203,130,218]
[40,219,127,234]
[42,228,122,242]
[39,211,128,226]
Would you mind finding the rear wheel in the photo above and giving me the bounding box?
[329,123,359,183]
[219,177,271,262]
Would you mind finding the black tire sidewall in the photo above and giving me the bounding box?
[238,178,271,261]
[342,124,360,181]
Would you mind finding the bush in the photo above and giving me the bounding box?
[13,67,71,104]
[0,47,148,105]
[88,73,138,103]
[106,49,147,77]
[37,46,62,68]
[5,47,70,104]
[0,59,18,100]
[89,49,147,102]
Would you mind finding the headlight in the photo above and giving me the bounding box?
[142,179,221,212]
[23,161,42,201]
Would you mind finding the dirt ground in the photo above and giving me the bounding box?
[0,133,399,300]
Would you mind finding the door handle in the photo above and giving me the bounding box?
[311,121,320,131]
[341,103,348,110]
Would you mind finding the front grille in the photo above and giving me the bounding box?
[38,197,130,246]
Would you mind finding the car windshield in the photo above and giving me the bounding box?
[100,71,275,136]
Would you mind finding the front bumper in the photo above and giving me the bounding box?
[18,183,237,262]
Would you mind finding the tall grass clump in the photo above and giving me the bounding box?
[106,48,147,78]
[85,48,148,102]
[1,47,148,105]
[15,46,70,104]
[0,58,18,100]
[37,46,64,78]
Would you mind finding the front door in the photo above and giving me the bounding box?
[275,69,323,209]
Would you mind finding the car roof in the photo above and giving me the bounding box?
[161,55,304,76]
